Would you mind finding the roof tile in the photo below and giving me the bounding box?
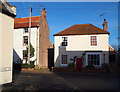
[14,16,40,29]
[54,24,110,36]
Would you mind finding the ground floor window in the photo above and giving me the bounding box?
[61,55,67,64]
[23,50,27,59]
[86,53,101,66]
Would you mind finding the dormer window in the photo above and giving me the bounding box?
[24,28,28,33]
[90,36,97,46]
[62,37,68,46]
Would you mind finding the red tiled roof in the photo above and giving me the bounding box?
[54,24,110,36]
[14,16,41,29]
[109,45,115,52]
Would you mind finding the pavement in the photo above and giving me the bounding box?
[1,68,120,92]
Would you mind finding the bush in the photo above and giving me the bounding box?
[22,63,35,69]
[101,63,109,69]
[67,62,75,68]
[30,61,35,65]
[86,64,94,69]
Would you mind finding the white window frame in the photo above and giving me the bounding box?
[23,36,28,45]
[89,35,98,47]
[24,28,29,33]
[86,52,101,67]
[60,55,68,66]
[61,37,68,47]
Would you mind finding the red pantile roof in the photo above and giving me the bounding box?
[54,24,110,36]
[109,45,115,52]
[14,16,41,29]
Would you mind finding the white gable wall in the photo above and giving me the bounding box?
[0,13,14,84]
[13,27,39,65]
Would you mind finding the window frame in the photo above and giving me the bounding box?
[23,50,27,59]
[61,37,68,46]
[61,55,68,66]
[24,28,28,33]
[23,36,28,45]
[86,52,101,67]
[90,36,97,46]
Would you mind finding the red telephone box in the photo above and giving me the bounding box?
[76,58,82,71]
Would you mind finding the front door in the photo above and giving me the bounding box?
[76,58,82,71]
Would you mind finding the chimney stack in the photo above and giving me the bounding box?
[10,6,16,15]
[102,19,108,31]
[41,8,46,19]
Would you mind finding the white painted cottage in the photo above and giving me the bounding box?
[0,1,16,84]
[13,16,40,65]
[54,19,110,68]
[13,9,53,67]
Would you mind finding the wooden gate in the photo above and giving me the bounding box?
[48,48,54,70]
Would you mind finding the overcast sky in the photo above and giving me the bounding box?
[9,2,118,46]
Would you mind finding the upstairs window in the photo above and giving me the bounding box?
[90,36,97,46]
[62,37,68,46]
[23,36,28,45]
[24,28,28,33]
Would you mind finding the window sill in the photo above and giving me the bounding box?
[60,46,67,48]
[61,64,68,67]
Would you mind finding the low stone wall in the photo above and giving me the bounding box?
[52,67,109,73]
[81,68,109,73]
[22,68,34,71]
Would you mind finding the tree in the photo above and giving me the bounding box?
[118,47,120,51]
[24,43,35,63]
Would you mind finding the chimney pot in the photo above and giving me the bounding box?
[103,19,108,31]
[10,6,16,15]
[41,8,46,19]
[104,19,106,21]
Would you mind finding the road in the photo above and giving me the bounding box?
[2,69,119,92]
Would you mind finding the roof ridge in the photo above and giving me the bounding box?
[15,21,40,23]
[75,24,91,25]
[54,24,110,36]
[15,16,40,19]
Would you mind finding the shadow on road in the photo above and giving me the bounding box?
[2,68,120,92]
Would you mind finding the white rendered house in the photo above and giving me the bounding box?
[13,9,52,67]
[0,1,16,84]
[13,16,40,65]
[54,19,110,68]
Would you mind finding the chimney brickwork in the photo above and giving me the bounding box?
[102,19,108,31]
[38,8,53,67]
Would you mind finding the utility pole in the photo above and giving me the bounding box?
[28,7,32,64]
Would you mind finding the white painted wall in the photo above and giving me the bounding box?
[13,27,39,65]
[0,13,14,84]
[54,34,109,67]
